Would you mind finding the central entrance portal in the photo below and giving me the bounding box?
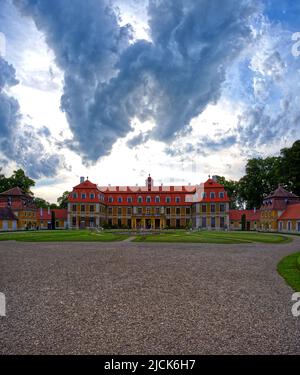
[155,219,160,229]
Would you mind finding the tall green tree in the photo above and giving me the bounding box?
[238,157,283,209]
[216,176,241,209]
[34,197,50,208]
[280,140,300,196]
[0,168,35,194]
[57,191,70,209]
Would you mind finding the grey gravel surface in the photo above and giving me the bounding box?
[0,237,300,354]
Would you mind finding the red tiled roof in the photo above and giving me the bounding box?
[265,185,299,199]
[36,208,51,220]
[229,210,261,221]
[0,187,26,196]
[37,208,67,220]
[52,209,67,220]
[203,178,225,188]
[0,207,18,220]
[73,180,98,189]
[278,204,300,220]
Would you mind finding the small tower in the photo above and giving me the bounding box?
[146,174,153,191]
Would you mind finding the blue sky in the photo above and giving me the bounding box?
[0,0,300,202]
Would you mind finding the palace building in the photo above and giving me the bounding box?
[260,185,299,231]
[67,175,230,230]
[0,187,37,230]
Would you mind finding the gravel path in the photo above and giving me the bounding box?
[0,237,300,354]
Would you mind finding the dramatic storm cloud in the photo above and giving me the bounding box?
[0,56,66,178]
[14,0,258,162]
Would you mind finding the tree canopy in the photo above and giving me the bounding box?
[0,168,35,194]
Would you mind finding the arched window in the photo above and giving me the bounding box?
[137,196,143,203]
[155,196,160,203]
[146,196,151,203]
[118,196,123,203]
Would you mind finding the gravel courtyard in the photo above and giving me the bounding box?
[0,238,300,354]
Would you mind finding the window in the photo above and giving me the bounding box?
[211,216,216,228]
[165,196,171,203]
[137,196,143,203]
[138,207,142,215]
[155,196,160,203]
[166,207,171,215]
[146,207,151,215]
[90,217,95,226]
[202,204,207,213]
[202,192,206,198]
[118,207,122,216]
[127,219,132,228]
[176,207,180,215]
[219,192,224,198]
[297,222,300,232]
[81,205,85,212]
[72,204,76,212]
[186,207,191,215]
[146,196,151,203]
[81,193,86,199]
[118,196,123,203]
[220,203,225,212]
[90,205,94,212]
[127,196,132,203]
[127,207,132,215]
[166,219,171,227]
[108,207,112,215]
[210,192,215,199]
[211,204,215,213]
[72,217,76,226]
[202,217,206,228]
[288,221,291,231]
[73,193,77,199]
[90,193,95,199]
[155,207,160,215]
[108,196,113,203]
[175,196,180,203]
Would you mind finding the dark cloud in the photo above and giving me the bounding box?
[0,56,66,178]
[126,131,150,148]
[14,0,258,162]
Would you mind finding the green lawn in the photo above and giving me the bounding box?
[277,252,300,291]
[0,230,129,242]
[133,230,291,244]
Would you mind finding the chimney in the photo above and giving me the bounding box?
[80,176,84,183]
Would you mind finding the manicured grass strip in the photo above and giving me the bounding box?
[0,230,129,242]
[133,231,290,244]
[277,252,300,292]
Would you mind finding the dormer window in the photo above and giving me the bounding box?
[219,192,224,198]
[146,196,151,203]
[127,196,133,203]
[108,196,113,203]
[118,197,123,203]
[165,196,171,203]
[73,193,77,199]
[210,192,215,199]
[137,196,143,203]
[175,196,180,203]
[81,193,86,199]
[155,196,160,203]
[90,193,95,199]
